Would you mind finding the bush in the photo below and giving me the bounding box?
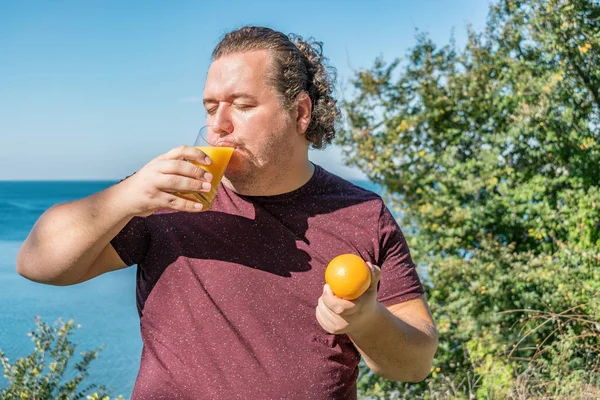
[0,316,123,400]
[343,0,600,398]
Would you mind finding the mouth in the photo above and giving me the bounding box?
[215,140,237,148]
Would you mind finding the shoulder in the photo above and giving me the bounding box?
[306,165,387,224]
[142,208,198,229]
[313,164,382,203]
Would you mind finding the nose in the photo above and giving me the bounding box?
[212,103,234,135]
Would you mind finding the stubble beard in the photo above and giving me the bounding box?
[222,129,295,196]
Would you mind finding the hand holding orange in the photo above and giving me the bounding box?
[324,254,371,300]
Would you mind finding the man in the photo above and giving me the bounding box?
[17,26,438,399]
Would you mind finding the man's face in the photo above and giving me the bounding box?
[203,50,299,192]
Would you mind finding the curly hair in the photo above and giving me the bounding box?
[212,26,340,149]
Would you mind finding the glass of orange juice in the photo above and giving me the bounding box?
[174,125,235,210]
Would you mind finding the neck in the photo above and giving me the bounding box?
[223,159,315,196]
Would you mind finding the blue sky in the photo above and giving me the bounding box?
[0,0,490,181]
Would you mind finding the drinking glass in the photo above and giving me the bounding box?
[174,125,235,210]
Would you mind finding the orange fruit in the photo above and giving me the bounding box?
[325,254,371,300]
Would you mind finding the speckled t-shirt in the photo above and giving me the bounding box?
[111,164,424,400]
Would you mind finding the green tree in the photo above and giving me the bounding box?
[0,317,123,400]
[341,0,600,398]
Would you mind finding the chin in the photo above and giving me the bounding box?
[224,163,262,192]
[223,164,248,183]
[225,158,244,177]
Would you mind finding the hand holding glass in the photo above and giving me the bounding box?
[173,125,235,210]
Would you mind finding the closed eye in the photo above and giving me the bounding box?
[203,99,218,115]
[234,103,254,110]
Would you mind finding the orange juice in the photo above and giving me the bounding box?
[174,146,234,210]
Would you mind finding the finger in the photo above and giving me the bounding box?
[315,301,328,327]
[316,298,338,328]
[158,145,212,165]
[157,174,212,194]
[316,305,335,334]
[321,284,339,308]
[318,296,336,318]
[322,286,355,316]
[160,193,204,212]
[157,160,213,183]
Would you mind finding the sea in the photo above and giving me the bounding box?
[0,179,381,398]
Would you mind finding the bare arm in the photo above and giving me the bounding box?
[17,183,135,285]
[350,295,438,382]
[17,145,215,286]
[316,264,438,382]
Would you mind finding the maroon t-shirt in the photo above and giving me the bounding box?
[111,165,423,399]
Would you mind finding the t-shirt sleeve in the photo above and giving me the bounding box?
[110,216,151,266]
[376,203,424,306]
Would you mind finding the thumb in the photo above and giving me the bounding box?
[366,262,381,292]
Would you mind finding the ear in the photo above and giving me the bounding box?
[295,92,312,135]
